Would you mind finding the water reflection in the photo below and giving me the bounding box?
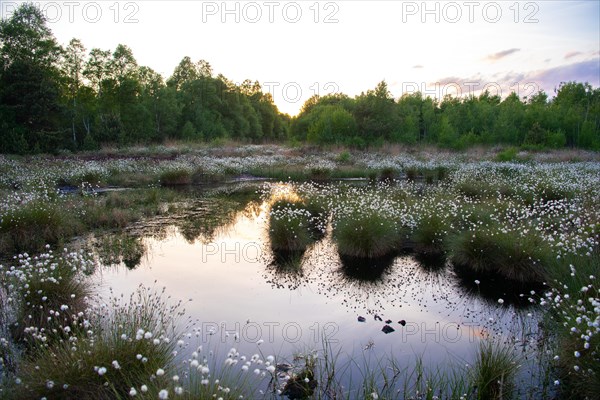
[264,249,308,291]
[93,233,146,270]
[90,183,548,395]
[452,263,547,308]
[338,253,396,283]
[414,253,448,273]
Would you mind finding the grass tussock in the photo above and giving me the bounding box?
[159,168,192,186]
[449,228,550,284]
[412,213,450,259]
[8,250,93,347]
[308,167,331,181]
[470,340,521,400]
[13,287,181,400]
[379,167,397,182]
[0,202,83,254]
[269,198,325,252]
[544,252,600,400]
[0,189,178,255]
[334,210,400,259]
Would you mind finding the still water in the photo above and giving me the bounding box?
[92,183,547,394]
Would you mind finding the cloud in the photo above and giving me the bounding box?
[435,76,461,86]
[433,74,485,87]
[412,65,424,69]
[564,51,582,60]
[422,59,599,99]
[529,59,600,90]
[485,48,521,61]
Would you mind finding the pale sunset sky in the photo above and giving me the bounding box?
[2,0,598,115]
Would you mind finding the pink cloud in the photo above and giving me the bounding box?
[564,51,583,60]
[485,48,521,61]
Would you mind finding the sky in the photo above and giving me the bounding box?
[1,0,598,115]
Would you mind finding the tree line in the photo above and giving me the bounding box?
[1,4,598,154]
[291,80,600,150]
[0,4,289,154]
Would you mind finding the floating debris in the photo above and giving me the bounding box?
[382,325,395,334]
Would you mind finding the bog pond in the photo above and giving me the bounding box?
[1,151,598,399]
[91,181,553,398]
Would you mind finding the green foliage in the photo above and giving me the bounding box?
[269,199,316,252]
[456,180,490,199]
[449,228,550,284]
[81,132,99,151]
[181,120,201,141]
[437,115,460,148]
[10,254,91,346]
[0,4,289,154]
[545,130,567,148]
[159,168,192,186]
[0,201,83,253]
[0,118,28,154]
[291,81,599,150]
[379,167,396,182]
[413,214,450,258]
[334,210,399,258]
[524,122,546,145]
[15,288,179,400]
[470,340,521,400]
[308,166,331,181]
[95,233,146,270]
[336,150,351,163]
[544,252,600,400]
[496,147,518,162]
[307,105,357,144]
[1,3,599,153]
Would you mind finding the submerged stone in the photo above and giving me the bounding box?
[276,363,293,373]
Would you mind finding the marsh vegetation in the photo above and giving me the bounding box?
[0,145,598,399]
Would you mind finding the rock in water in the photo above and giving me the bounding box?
[398,320,406,326]
[385,319,392,324]
[358,316,366,322]
[276,363,293,373]
[381,325,395,334]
